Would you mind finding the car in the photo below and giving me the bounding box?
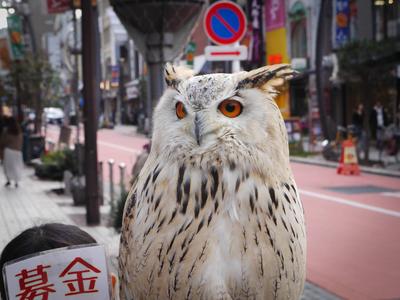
[44,107,64,125]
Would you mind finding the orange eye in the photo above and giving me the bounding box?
[176,102,187,119]
[218,100,242,118]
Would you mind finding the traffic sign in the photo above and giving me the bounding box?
[205,45,248,61]
[204,1,247,45]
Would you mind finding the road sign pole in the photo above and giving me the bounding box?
[232,42,240,72]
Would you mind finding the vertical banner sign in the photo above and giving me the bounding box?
[265,0,290,118]
[265,0,285,31]
[335,0,350,47]
[6,15,24,60]
[110,65,120,88]
[247,0,264,66]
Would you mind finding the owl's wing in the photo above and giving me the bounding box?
[119,181,137,296]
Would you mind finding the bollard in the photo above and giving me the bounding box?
[119,163,126,196]
[108,159,115,204]
[98,161,104,205]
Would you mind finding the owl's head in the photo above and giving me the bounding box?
[151,64,295,178]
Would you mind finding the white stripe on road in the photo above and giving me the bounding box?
[97,140,142,155]
[381,192,400,198]
[300,189,400,219]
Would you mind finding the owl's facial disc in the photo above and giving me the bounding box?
[176,96,244,148]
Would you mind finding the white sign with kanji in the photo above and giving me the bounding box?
[3,245,110,300]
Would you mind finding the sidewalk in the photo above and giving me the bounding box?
[0,166,120,271]
[291,148,400,178]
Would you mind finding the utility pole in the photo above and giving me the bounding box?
[315,0,329,140]
[82,0,100,225]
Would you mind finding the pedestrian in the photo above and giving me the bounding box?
[130,142,151,186]
[0,117,24,187]
[0,223,119,300]
[352,103,365,159]
[370,101,388,158]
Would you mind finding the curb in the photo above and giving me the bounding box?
[290,156,400,178]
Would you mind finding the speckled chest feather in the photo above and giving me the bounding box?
[119,153,306,300]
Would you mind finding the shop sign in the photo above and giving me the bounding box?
[335,0,350,47]
[125,80,139,100]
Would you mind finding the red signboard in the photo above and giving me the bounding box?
[46,0,71,14]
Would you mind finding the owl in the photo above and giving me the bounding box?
[119,64,306,300]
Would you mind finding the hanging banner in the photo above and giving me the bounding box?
[334,0,350,47]
[3,245,110,300]
[246,0,264,66]
[265,0,285,31]
[6,15,24,60]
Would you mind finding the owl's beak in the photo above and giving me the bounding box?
[194,113,201,145]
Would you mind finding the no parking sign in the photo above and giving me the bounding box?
[203,1,247,45]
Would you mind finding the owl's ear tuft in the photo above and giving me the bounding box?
[236,64,297,91]
[165,63,196,89]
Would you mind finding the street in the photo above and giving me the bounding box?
[293,163,400,300]
[45,124,400,299]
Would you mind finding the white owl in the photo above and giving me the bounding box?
[119,64,306,300]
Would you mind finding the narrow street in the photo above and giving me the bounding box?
[46,124,400,299]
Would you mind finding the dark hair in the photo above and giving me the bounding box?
[5,117,21,136]
[0,223,97,300]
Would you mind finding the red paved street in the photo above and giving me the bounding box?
[293,163,400,300]
[45,125,400,299]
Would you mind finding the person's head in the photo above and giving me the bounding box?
[0,223,96,300]
[357,104,363,112]
[5,116,21,136]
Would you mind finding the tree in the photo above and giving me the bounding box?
[4,53,61,133]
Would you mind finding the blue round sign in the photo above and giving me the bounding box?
[204,1,247,45]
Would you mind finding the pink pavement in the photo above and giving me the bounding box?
[292,162,400,300]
